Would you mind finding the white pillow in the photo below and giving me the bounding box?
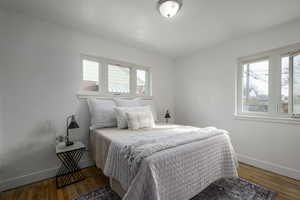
[114,106,152,129]
[126,110,155,130]
[114,98,158,122]
[139,99,158,122]
[87,98,117,129]
[113,98,140,107]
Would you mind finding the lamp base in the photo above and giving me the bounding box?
[65,140,74,146]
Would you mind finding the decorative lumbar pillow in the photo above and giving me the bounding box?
[126,110,155,130]
[114,106,152,129]
[87,98,117,129]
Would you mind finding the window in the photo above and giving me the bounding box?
[242,60,269,112]
[136,69,149,95]
[79,56,151,96]
[236,43,300,119]
[280,56,289,113]
[81,59,99,92]
[108,64,130,93]
[293,54,300,114]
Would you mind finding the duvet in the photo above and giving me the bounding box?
[103,125,238,200]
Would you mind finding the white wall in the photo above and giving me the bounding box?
[2,5,300,192]
[0,9,175,191]
[175,20,300,180]
[0,48,3,176]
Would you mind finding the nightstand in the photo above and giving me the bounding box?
[56,141,86,188]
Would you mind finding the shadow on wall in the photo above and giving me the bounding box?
[0,100,91,183]
[0,120,57,181]
[73,101,92,162]
[72,100,91,142]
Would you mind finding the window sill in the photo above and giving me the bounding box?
[233,113,300,125]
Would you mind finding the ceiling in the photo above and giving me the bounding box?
[1,0,300,58]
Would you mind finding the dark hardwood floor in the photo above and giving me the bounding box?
[1,163,300,200]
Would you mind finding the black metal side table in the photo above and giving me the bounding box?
[56,141,86,188]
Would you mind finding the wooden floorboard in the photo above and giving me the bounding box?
[238,163,300,200]
[1,163,299,200]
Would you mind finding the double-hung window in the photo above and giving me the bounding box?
[79,55,151,96]
[236,43,300,120]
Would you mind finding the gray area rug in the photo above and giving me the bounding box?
[74,178,277,200]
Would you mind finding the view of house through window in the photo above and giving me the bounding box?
[108,64,130,93]
[242,60,269,112]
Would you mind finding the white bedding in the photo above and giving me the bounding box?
[90,124,238,200]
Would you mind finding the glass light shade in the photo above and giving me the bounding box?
[158,0,182,18]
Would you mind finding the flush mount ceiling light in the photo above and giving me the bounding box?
[158,0,182,18]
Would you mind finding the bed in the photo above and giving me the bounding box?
[89,123,238,200]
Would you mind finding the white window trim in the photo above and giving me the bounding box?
[78,54,152,98]
[235,43,300,123]
[233,114,300,125]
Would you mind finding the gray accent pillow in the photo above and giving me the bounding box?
[87,98,117,129]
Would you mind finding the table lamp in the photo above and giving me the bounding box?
[66,115,79,146]
[164,110,171,123]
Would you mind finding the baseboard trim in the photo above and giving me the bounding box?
[0,159,95,192]
[238,154,300,180]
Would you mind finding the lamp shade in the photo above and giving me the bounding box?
[68,115,79,129]
[165,110,171,119]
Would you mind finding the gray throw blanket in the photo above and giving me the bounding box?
[121,126,227,175]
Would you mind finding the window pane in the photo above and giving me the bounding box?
[108,64,130,93]
[136,69,148,95]
[293,54,300,114]
[81,59,99,92]
[280,56,289,113]
[242,60,269,112]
